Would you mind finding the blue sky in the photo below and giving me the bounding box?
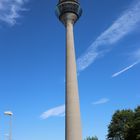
[0,0,140,140]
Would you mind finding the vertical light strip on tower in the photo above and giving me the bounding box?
[56,1,82,140]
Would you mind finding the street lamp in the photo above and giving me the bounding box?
[4,111,13,140]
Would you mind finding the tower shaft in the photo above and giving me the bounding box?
[66,18,82,140]
[56,1,82,139]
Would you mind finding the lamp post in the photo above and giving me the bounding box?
[4,111,13,140]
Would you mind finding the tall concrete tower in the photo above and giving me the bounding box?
[56,0,82,140]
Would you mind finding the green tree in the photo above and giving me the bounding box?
[134,106,140,140]
[126,106,140,140]
[107,109,134,140]
[84,136,98,140]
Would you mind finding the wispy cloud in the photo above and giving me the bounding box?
[132,48,140,61]
[92,98,110,105]
[77,0,140,72]
[112,61,139,77]
[0,0,28,26]
[112,49,140,77]
[40,105,65,119]
[4,134,9,137]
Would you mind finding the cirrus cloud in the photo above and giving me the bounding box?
[92,98,110,105]
[77,0,140,72]
[0,0,28,26]
[40,105,65,119]
[112,48,140,77]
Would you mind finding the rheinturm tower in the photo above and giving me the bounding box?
[56,0,82,140]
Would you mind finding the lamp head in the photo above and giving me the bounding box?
[4,111,13,116]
